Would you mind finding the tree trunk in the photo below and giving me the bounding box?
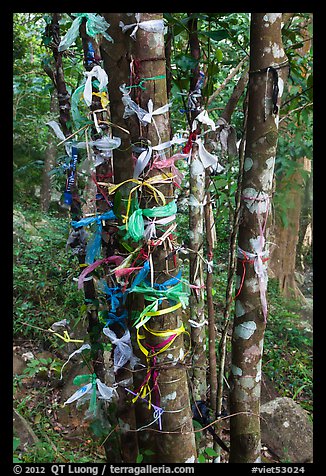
[40,91,57,212]
[229,13,288,463]
[269,157,309,301]
[118,13,197,463]
[100,13,140,463]
[296,158,312,272]
[187,14,207,404]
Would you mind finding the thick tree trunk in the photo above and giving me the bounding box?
[123,13,197,463]
[100,13,140,463]
[229,13,288,463]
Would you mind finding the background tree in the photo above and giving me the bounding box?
[229,13,289,463]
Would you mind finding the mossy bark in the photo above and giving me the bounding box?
[229,13,288,463]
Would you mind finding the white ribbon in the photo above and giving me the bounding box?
[152,136,186,151]
[50,319,68,331]
[119,13,165,40]
[142,99,171,124]
[195,137,224,173]
[46,120,66,141]
[103,328,140,372]
[207,261,214,274]
[46,120,71,156]
[120,86,149,124]
[133,146,153,178]
[188,319,208,328]
[64,378,118,406]
[192,109,216,131]
[75,135,121,151]
[60,344,91,380]
[83,65,108,106]
[143,215,176,240]
[237,244,269,321]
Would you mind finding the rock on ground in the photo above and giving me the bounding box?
[260,397,313,463]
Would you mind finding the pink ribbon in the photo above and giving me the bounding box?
[78,255,123,289]
[151,153,187,187]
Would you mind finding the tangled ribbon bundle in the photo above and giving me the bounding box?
[49,17,227,430]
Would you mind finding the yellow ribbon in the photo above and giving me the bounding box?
[49,330,84,344]
[92,91,109,108]
[135,301,182,329]
[132,322,188,406]
[98,175,174,224]
[137,322,187,359]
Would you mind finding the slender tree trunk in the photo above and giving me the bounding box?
[216,90,249,459]
[187,14,207,404]
[204,175,217,415]
[40,91,57,212]
[229,13,288,463]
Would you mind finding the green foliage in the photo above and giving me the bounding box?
[13,437,22,463]
[13,205,84,343]
[17,357,62,379]
[264,280,313,413]
[198,446,219,462]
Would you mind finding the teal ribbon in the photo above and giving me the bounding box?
[58,13,113,52]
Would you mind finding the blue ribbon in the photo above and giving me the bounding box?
[71,209,116,229]
[145,270,182,290]
[102,310,128,330]
[99,280,124,314]
[126,261,151,295]
[71,210,116,264]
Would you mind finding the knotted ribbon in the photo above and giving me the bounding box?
[195,137,224,173]
[78,255,123,289]
[125,388,164,431]
[102,328,140,372]
[71,210,116,264]
[133,323,188,408]
[58,13,113,52]
[119,13,164,40]
[123,200,177,242]
[64,373,118,417]
[83,65,108,106]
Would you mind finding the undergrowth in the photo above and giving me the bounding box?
[13,206,313,463]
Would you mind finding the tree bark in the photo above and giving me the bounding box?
[124,13,197,463]
[100,13,140,463]
[229,13,289,463]
[187,14,207,404]
[40,91,57,212]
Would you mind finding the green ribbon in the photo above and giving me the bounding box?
[130,280,190,328]
[73,373,98,416]
[125,75,166,91]
[121,200,177,242]
[58,13,113,52]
